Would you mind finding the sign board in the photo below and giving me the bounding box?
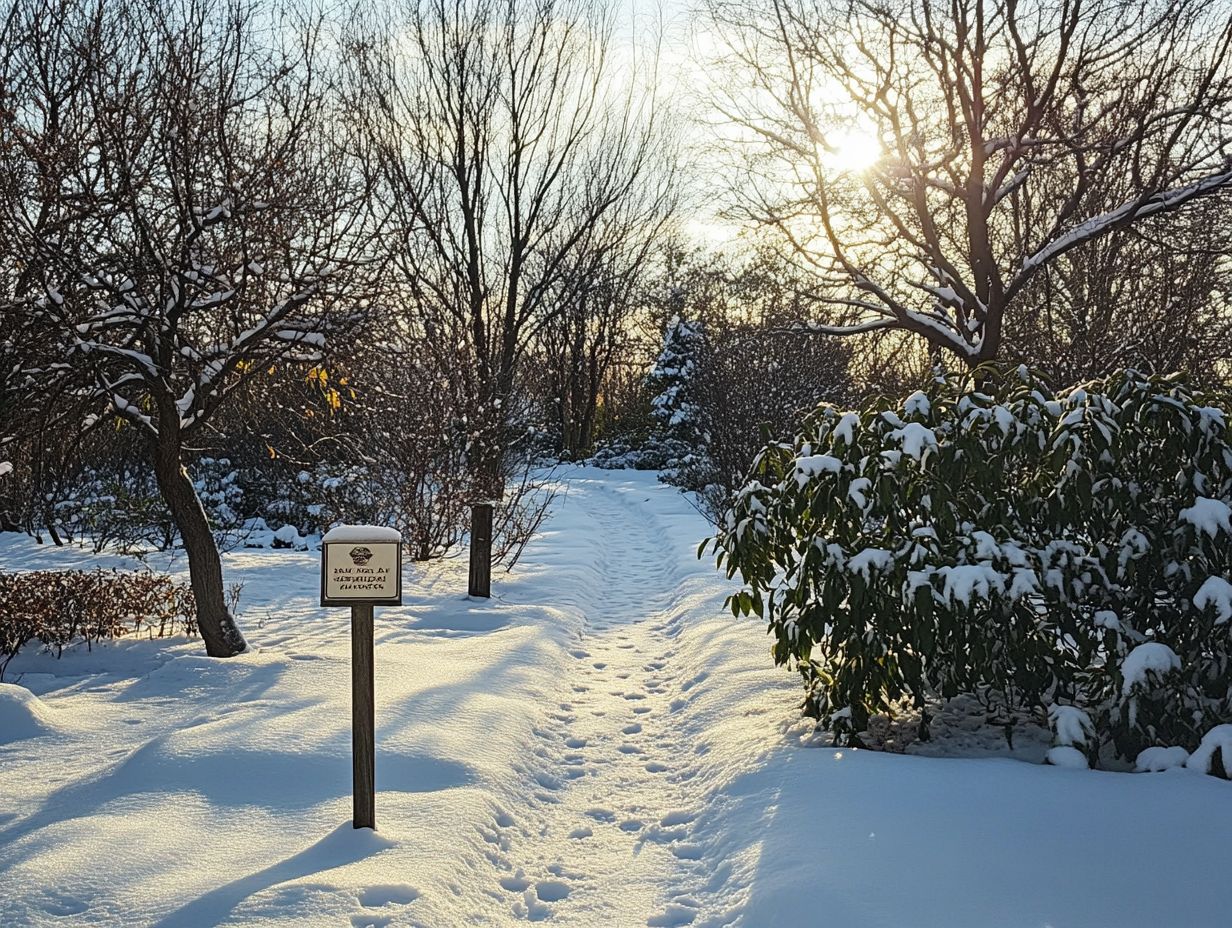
[319,524,402,830]
[320,526,403,607]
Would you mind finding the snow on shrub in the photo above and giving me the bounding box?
[644,315,707,479]
[1134,745,1190,773]
[1045,746,1089,769]
[1049,705,1094,751]
[1186,725,1232,779]
[712,366,1232,769]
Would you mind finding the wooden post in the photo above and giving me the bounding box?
[468,502,493,598]
[351,602,375,829]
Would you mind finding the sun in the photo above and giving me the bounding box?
[823,128,882,173]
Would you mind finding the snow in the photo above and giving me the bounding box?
[1186,725,1232,776]
[903,390,931,417]
[890,421,938,461]
[320,524,403,543]
[846,547,893,580]
[832,411,859,446]
[1121,642,1182,695]
[1021,165,1232,274]
[0,683,59,742]
[275,329,326,349]
[935,563,1004,605]
[1178,496,1232,538]
[1135,746,1191,773]
[1048,704,1093,748]
[794,453,842,486]
[2,470,1231,927]
[1093,609,1122,632]
[1045,746,1089,769]
[1193,575,1232,624]
[847,476,871,509]
[273,524,306,548]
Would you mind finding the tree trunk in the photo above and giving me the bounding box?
[151,438,247,657]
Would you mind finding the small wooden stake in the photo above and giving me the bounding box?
[351,603,375,829]
[468,502,494,598]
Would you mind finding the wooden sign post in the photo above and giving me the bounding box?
[320,525,402,830]
[468,502,494,598]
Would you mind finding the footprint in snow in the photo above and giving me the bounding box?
[647,902,699,926]
[500,872,532,893]
[519,882,570,922]
[681,671,709,692]
[659,810,695,827]
[36,893,87,918]
[535,880,570,902]
[648,826,688,843]
[358,885,420,908]
[534,770,562,789]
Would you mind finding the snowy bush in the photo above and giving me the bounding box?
[644,316,707,477]
[59,464,177,553]
[643,312,852,517]
[1186,725,1232,778]
[713,366,1232,767]
[588,437,657,471]
[192,458,245,536]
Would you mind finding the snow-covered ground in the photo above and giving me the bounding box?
[2,469,1230,927]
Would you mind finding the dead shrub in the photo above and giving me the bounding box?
[0,569,197,678]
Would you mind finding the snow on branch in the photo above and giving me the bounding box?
[1021,165,1232,274]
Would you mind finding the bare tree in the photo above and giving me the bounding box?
[347,0,676,493]
[536,240,656,460]
[642,244,854,513]
[0,0,375,656]
[1006,199,1232,384]
[704,0,1232,366]
[342,344,474,562]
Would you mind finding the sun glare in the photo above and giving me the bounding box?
[823,129,882,173]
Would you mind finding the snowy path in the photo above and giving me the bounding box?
[477,481,720,926]
[0,472,759,928]
[4,469,1232,928]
